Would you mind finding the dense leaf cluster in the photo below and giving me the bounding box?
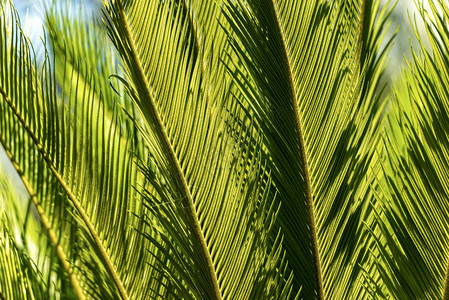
[1,0,448,299]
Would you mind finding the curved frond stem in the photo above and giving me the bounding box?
[114,1,222,298]
[0,87,127,300]
[0,134,85,300]
[266,1,324,298]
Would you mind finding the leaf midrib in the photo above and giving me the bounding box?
[265,0,324,298]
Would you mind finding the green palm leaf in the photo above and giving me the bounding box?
[0,174,50,300]
[103,0,291,298]
[1,0,291,298]
[0,218,46,299]
[3,0,433,299]
[221,0,394,298]
[0,2,146,298]
[377,1,449,298]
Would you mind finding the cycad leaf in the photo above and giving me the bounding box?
[0,174,51,299]
[0,218,46,299]
[103,0,291,298]
[378,1,449,298]
[44,2,135,129]
[0,2,149,298]
[221,0,393,298]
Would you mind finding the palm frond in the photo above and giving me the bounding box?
[0,172,51,299]
[5,0,439,298]
[377,1,449,298]
[221,0,394,298]
[0,216,47,299]
[0,2,148,298]
[102,0,292,298]
[45,2,135,125]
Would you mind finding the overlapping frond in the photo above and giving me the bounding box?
[0,216,46,299]
[45,2,135,127]
[102,0,291,298]
[0,2,150,298]
[221,0,394,298]
[0,173,50,299]
[4,0,437,298]
[376,1,449,298]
